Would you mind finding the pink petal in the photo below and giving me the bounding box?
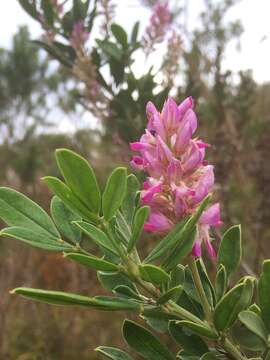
[162,97,180,130]
[182,109,197,134]
[141,182,162,204]
[192,165,214,204]
[157,135,173,163]
[167,158,183,182]
[200,203,222,227]
[175,120,193,154]
[182,142,203,174]
[130,142,152,151]
[192,240,202,257]
[144,212,173,233]
[178,96,194,117]
[130,156,144,170]
[205,237,217,258]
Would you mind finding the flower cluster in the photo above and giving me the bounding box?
[143,2,172,52]
[70,21,89,51]
[130,97,222,258]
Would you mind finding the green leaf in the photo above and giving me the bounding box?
[0,226,71,251]
[121,174,140,225]
[64,253,118,272]
[111,24,128,48]
[238,310,268,343]
[18,0,39,20]
[196,260,216,307]
[41,0,54,27]
[32,40,73,67]
[97,40,122,60]
[127,206,149,252]
[139,264,170,285]
[258,260,270,332]
[145,218,188,263]
[51,196,81,243]
[102,167,127,221]
[214,277,254,331]
[98,272,136,292]
[144,316,169,334]
[232,322,267,352]
[131,21,140,43]
[170,264,185,288]
[0,187,60,238]
[169,321,209,356]
[55,149,101,214]
[123,320,174,360]
[12,288,141,311]
[215,265,227,302]
[95,346,133,360]
[157,286,183,305]
[43,176,98,222]
[162,196,211,271]
[172,321,218,340]
[113,285,141,301]
[74,221,118,256]
[217,225,241,278]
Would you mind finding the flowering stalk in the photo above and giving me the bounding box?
[143,1,172,53]
[131,96,222,258]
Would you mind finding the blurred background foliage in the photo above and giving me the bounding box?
[0,0,270,359]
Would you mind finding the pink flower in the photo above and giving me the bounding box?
[144,2,172,51]
[130,97,221,258]
[70,21,89,50]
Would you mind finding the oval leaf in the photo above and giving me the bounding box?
[258,259,270,332]
[123,320,174,360]
[0,187,59,238]
[139,264,170,285]
[74,221,118,256]
[64,253,118,272]
[238,310,268,343]
[43,176,98,222]
[55,149,101,213]
[217,225,241,278]
[102,167,127,221]
[121,174,140,225]
[1,226,71,251]
[127,206,149,252]
[51,196,81,243]
[169,321,209,356]
[214,278,254,331]
[95,346,133,360]
[157,286,183,305]
[12,288,140,311]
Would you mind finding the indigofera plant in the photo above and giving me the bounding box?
[1,98,270,360]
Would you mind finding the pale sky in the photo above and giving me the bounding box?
[0,0,270,83]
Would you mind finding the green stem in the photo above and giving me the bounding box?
[222,338,246,360]
[188,257,212,323]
